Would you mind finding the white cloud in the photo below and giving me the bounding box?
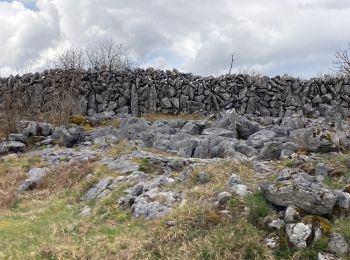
[1,0,350,77]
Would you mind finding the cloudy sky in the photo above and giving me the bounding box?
[1,0,350,78]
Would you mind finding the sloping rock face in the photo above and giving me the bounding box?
[1,68,350,118]
[18,168,50,191]
[261,172,337,215]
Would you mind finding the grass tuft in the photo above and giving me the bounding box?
[142,112,206,122]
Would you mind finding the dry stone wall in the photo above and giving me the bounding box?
[1,67,350,118]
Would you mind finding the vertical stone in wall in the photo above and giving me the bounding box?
[30,84,43,113]
[148,84,157,113]
[88,92,97,113]
[130,83,139,116]
[246,97,255,114]
[211,94,220,111]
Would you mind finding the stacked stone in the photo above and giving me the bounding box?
[1,68,350,118]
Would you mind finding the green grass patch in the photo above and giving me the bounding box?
[274,237,328,260]
[245,192,271,226]
[333,217,350,241]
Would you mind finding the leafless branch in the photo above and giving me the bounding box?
[228,51,235,74]
[333,44,350,76]
[55,45,86,70]
[86,39,132,71]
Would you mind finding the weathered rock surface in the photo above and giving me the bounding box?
[286,222,312,248]
[81,177,113,201]
[131,197,170,219]
[328,233,349,256]
[18,168,50,191]
[2,68,350,119]
[105,159,140,173]
[0,141,26,155]
[261,172,337,215]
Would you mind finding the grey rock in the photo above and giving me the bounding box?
[39,122,54,136]
[259,141,282,160]
[66,127,85,147]
[227,174,241,187]
[116,117,154,145]
[52,126,85,148]
[289,128,337,153]
[261,172,337,215]
[215,191,232,206]
[286,223,312,248]
[165,220,176,227]
[247,129,276,148]
[280,142,298,159]
[202,127,236,138]
[22,121,39,136]
[335,191,350,209]
[93,134,118,146]
[80,206,92,217]
[80,177,113,201]
[131,197,170,219]
[266,237,279,249]
[328,233,348,256]
[236,116,260,139]
[119,195,137,208]
[197,172,211,184]
[280,117,305,130]
[130,183,144,196]
[181,121,205,135]
[107,159,139,173]
[230,184,249,196]
[158,191,180,204]
[285,205,301,223]
[40,138,54,146]
[87,126,114,140]
[160,97,172,108]
[0,141,26,155]
[216,115,237,133]
[18,168,50,191]
[130,83,139,116]
[315,163,332,177]
[317,252,339,260]
[8,133,28,144]
[235,142,257,158]
[268,219,285,230]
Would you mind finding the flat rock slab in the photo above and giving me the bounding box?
[107,159,139,173]
[0,141,26,155]
[202,127,236,138]
[18,168,50,191]
[81,177,113,201]
[131,197,170,219]
[261,172,337,215]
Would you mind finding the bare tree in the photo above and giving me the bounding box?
[334,44,350,76]
[228,51,235,74]
[86,39,132,70]
[52,39,132,71]
[55,45,86,70]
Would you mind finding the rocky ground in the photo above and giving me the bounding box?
[0,111,350,259]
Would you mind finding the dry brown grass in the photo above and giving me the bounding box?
[0,71,82,139]
[142,112,206,122]
[187,159,256,199]
[123,199,273,260]
[0,158,276,259]
[0,92,29,137]
[0,154,45,209]
[38,160,95,193]
[0,168,26,209]
[105,139,137,157]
